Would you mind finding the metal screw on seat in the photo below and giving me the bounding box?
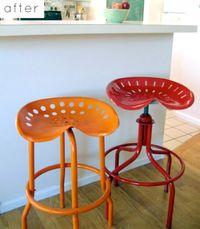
[105,76,194,229]
[16,97,119,229]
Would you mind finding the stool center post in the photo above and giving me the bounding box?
[136,105,154,146]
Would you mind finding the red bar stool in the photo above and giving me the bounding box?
[16,97,119,229]
[105,76,194,229]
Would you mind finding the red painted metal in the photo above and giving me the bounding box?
[105,76,194,229]
[105,114,185,187]
[107,76,194,110]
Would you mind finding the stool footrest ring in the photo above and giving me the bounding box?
[26,163,111,215]
[105,143,185,187]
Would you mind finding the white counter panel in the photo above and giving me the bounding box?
[0,31,185,214]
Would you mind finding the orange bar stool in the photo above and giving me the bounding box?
[16,97,119,229]
[105,76,194,229]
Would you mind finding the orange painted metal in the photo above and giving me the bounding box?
[22,202,31,229]
[28,142,35,194]
[67,129,79,228]
[99,136,113,226]
[60,132,65,208]
[16,97,119,229]
[26,163,112,215]
[22,141,35,229]
[16,97,119,142]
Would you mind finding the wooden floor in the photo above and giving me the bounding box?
[1,133,200,229]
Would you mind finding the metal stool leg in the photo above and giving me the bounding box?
[113,117,144,187]
[151,148,172,193]
[68,129,79,229]
[166,182,175,229]
[22,202,31,229]
[22,141,35,229]
[164,154,172,193]
[60,133,65,208]
[99,136,113,227]
[147,149,176,229]
[106,196,113,227]
[146,124,176,229]
[114,148,120,187]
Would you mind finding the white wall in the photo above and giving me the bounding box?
[171,32,200,125]
[89,0,106,20]
[0,33,173,213]
[170,1,200,124]
[144,0,164,23]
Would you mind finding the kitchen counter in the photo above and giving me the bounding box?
[0,20,197,36]
[0,20,197,214]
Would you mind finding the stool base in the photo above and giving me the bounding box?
[105,143,184,187]
[22,163,112,229]
[105,112,185,229]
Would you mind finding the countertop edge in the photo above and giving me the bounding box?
[0,22,197,37]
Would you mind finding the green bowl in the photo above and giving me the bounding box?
[104,8,129,23]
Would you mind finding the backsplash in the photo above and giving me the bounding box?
[44,0,144,21]
[44,0,93,20]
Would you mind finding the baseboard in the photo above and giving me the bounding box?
[175,111,200,126]
[0,173,99,214]
[0,155,163,214]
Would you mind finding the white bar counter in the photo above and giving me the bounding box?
[0,20,197,214]
[0,20,197,36]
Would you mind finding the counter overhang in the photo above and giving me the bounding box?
[0,21,197,37]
